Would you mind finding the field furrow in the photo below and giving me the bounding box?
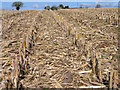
[1,8,119,89]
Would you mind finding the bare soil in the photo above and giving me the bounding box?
[1,8,118,88]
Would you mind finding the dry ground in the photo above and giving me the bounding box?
[1,8,119,88]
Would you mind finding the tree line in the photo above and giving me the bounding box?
[11,1,101,11]
[44,4,69,10]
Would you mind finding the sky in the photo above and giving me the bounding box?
[1,0,119,2]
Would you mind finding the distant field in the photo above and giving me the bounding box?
[1,8,119,89]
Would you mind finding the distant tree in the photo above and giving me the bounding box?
[12,1,23,10]
[51,6,58,10]
[59,4,64,9]
[96,4,101,8]
[119,1,120,8]
[44,5,50,10]
[80,5,83,8]
[85,6,88,8]
[64,6,69,9]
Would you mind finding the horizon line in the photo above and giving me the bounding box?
[1,1,119,3]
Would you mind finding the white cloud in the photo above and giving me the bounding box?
[32,4,39,8]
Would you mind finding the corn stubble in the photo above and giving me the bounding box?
[1,8,119,89]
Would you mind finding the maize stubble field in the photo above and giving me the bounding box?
[1,8,119,89]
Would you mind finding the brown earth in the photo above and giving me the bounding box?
[1,8,119,88]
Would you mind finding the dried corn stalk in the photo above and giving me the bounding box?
[113,70,118,88]
[109,68,113,88]
[93,56,96,74]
